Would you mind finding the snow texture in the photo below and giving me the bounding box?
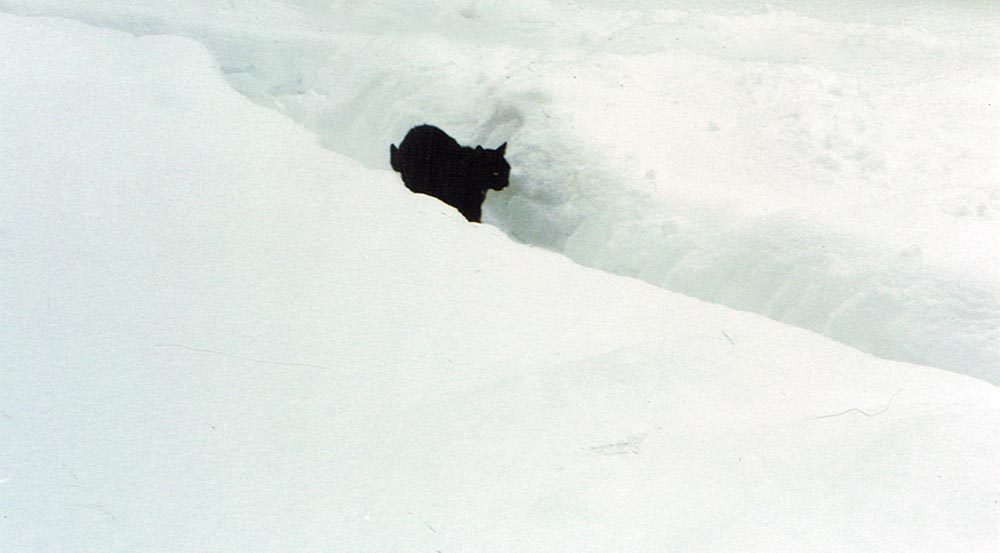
[3,0,995,382]
[0,4,998,553]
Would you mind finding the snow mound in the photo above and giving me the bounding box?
[2,14,999,553]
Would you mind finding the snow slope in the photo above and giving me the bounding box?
[1,0,996,382]
[2,13,999,553]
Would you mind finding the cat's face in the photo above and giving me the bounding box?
[476,143,510,191]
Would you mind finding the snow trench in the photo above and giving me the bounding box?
[3,0,997,382]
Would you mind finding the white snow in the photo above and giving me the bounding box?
[3,0,995,381]
[0,4,998,553]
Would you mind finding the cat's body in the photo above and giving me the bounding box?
[390,125,509,222]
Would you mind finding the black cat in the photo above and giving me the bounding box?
[390,125,510,222]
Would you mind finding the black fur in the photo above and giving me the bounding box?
[390,125,510,222]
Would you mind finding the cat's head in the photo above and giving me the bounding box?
[474,143,510,191]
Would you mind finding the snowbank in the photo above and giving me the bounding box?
[2,14,998,553]
[2,0,995,381]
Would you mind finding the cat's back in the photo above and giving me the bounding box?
[398,124,462,154]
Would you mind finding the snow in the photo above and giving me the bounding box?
[0,5,998,553]
[3,0,995,381]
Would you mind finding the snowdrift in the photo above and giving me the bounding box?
[2,14,998,553]
[2,0,996,382]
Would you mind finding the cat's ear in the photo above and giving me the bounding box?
[389,144,399,171]
[496,142,507,155]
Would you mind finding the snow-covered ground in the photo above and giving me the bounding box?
[2,0,996,382]
[1,4,998,553]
